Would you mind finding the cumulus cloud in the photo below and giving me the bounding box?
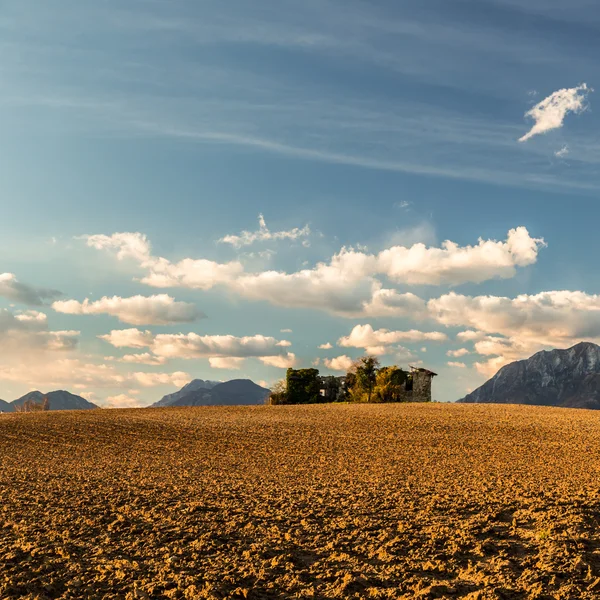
[338,324,447,355]
[99,329,155,348]
[447,348,470,357]
[84,228,543,317]
[120,353,168,365]
[83,232,152,262]
[140,257,244,290]
[102,394,144,409]
[431,290,600,376]
[429,290,600,341]
[219,214,311,248]
[280,328,293,333]
[324,355,354,372]
[231,251,376,315]
[0,308,79,352]
[318,342,333,349]
[259,353,297,368]
[100,329,292,361]
[0,356,189,391]
[361,289,428,318]
[519,84,591,142]
[83,232,243,290]
[53,294,204,325]
[447,361,467,368]
[376,227,545,285]
[209,357,246,369]
[0,273,62,306]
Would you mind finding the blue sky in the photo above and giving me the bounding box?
[2,0,600,406]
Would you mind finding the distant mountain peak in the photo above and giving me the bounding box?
[458,342,600,409]
[151,378,270,408]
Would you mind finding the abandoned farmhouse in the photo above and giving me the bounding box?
[271,364,437,405]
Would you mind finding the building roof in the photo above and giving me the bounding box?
[409,366,438,377]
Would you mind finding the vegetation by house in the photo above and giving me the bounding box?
[269,356,437,405]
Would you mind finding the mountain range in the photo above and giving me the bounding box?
[458,342,600,409]
[151,379,271,408]
[0,390,98,412]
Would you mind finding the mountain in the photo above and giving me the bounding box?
[10,390,98,411]
[458,342,600,409]
[0,399,12,413]
[153,379,270,408]
[152,379,220,407]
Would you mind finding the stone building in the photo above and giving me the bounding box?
[408,366,437,402]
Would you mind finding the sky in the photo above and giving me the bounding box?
[2,0,600,407]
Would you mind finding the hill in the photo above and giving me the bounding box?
[152,379,220,407]
[0,399,12,412]
[9,390,98,411]
[2,403,600,598]
[458,341,600,409]
[152,378,270,407]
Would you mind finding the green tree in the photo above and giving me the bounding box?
[351,356,380,403]
[373,366,408,403]
[286,368,321,404]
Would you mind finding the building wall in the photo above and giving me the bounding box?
[411,371,433,402]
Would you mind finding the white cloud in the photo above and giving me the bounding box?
[140,257,243,290]
[361,289,428,318]
[0,273,62,306]
[431,290,600,377]
[102,394,144,409]
[429,290,600,341]
[280,328,293,333]
[0,308,79,352]
[99,328,155,348]
[447,361,466,368]
[120,353,168,365]
[519,84,591,142]
[318,342,333,349]
[53,294,203,325]
[100,328,292,361]
[555,145,569,158]
[0,356,189,391]
[324,355,353,372]
[395,346,418,363]
[84,228,543,317]
[209,357,246,369]
[131,371,190,388]
[259,353,297,368]
[83,232,243,290]
[83,232,152,262]
[376,227,545,285]
[219,214,310,248]
[338,324,447,355]
[447,348,470,357]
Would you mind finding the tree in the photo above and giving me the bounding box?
[268,379,287,405]
[286,368,321,404]
[373,366,408,403]
[349,356,380,403]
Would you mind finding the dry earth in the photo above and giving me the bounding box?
[2,403,600,599]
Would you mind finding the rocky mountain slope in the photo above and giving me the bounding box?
[458,342,600,409]
[153,379,270,407]
[4,390,98,412]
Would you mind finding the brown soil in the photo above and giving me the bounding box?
[2,403,600,599]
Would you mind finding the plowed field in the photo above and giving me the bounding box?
[2,403,600,599]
